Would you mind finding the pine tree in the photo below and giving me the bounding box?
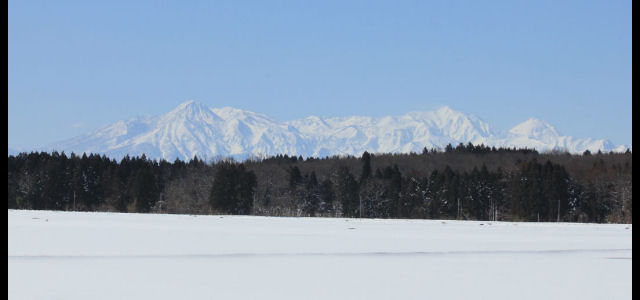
[302,171,319,216]
[336,166,359,217]
[209,163,256,215]
[288,166,303,187]
[360,151,372,182]
[318,179,335,215]
[132,165,159,213]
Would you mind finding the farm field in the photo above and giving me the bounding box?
[8,209,632,300]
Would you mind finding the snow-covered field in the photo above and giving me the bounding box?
[8,210,632,300]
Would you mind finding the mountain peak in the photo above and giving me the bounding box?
[435,106,457,116]
[164,100,221,125]
[510,118,560,138]
[42,103,626,160]
[174,100,208,111]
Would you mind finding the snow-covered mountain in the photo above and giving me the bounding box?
[286,106,496,156]
[46,101,311,161]
[39,100,630,161]
[498,118,625,153]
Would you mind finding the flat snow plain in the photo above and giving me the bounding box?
[8,210,632,300]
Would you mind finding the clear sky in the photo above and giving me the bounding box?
[8,0,632,150]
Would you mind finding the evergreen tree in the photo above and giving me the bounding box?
[6,148,631,224]
[131,165,159,213]
[302,171,320,216]
[336,166,359,217]
[209,163,256,215]
[360,151,372,182]
[318,178,335,215]
[288,166,303,187]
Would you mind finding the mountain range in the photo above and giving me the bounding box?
[35,100,630,161]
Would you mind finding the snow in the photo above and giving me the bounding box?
[509,117,561,139]
[8,209,632,300]
[38,101,629,161]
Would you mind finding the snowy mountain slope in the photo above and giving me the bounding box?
[44,101,313,161]
[287,106,498,156]
[496,118,628,153]
[40,100,629,161]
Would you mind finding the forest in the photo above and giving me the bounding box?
[7,143,632,223]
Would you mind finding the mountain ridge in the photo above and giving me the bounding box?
[34,101,630,161]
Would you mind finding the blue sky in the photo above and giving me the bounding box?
[8,0,632,149]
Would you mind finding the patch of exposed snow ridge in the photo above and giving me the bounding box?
[40,101,629,161]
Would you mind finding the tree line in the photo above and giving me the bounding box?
[7,143,632,223]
